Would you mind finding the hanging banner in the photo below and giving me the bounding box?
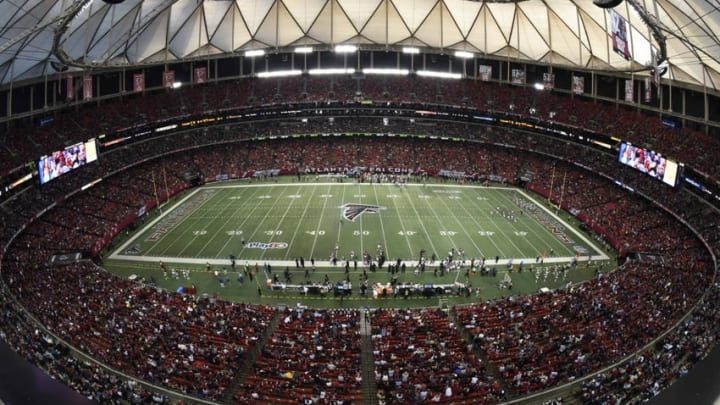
[611,10,631,60]
[479,65,492,81]
[542,73,555,90]
[162,70,175,89]
[83,75,93,100]
[572,76,585,94]
[644,77,652,102]
[66,74,74,101]
[194,66,207,84]
[511,69,525,85]
[625,79,634,103]
[133,73,145,92]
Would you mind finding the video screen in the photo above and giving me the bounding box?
[38,139,98,185]
[618,142,680,187]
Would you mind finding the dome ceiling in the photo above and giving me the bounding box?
[0,0,718,90]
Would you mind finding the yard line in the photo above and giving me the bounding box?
[178,188,244,258]
[432,189,487,258]
[237,184,291,258]
[494,189,575,255]
[208,187,266,258]
[419,192,465,260]
[459,190,522,257]
[370,184,393,261]
[284,184,319,259]
[356,184,364,257]
[451,189,509,258]
[308,185,333,262]
[260,185,304,260]
[387,186,415,259]
[335,184,347,253]
[403,186,440,260]
[489,189,556,256]
[144,189,217,256]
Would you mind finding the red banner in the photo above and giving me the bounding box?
[83,75,93,100]
[66,74,74,101]
[162,70,175,88]
[625,79,634,103]
[133,73,145,92]
[194,66,207,84]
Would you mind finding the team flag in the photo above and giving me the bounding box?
[83,75,93,100]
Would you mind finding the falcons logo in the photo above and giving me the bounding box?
[341,203,381,221]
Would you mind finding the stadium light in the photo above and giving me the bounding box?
[308,68,355,75]
[454,50,474,59]
[294,46,313,54]
[257,70,303,78]
[172,81,182,89]
[245,49,266,57]
[534,82,545,90]
[334,44,358,53]
[402,47,420,54]
[362,68,409,76]
[416,70,462,79]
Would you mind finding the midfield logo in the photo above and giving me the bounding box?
[341,203,382,221]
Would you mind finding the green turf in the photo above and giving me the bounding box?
[103,178,614,308]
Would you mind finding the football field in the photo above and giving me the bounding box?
[109,181,607,268]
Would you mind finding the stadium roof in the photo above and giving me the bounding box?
[0,0,719,91]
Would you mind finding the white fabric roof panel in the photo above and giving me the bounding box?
[0,0,718,92]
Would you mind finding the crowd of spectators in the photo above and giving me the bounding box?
[579,279,720,404]
[235,308,362,404]
[371,308,503,404]
[0,280,170,404]
[2,258,276,400]
[454,252,711,396]
[0,85,718,404]
[2,76,720,185]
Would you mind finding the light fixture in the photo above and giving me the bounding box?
[257,70,303,78]
[245,49,266,57]
[294,47,313,54]
[172,81,182,89]
[454,50,474,59]
[362,68,409,76]
[416,70,462,79]
[402,47,420,54]
[308,68,355,75]
[334,44,358,53]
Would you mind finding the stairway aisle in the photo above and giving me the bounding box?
[220,309,281,404]
[359,310,378,405]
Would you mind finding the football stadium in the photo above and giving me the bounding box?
[0,0,719,404]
